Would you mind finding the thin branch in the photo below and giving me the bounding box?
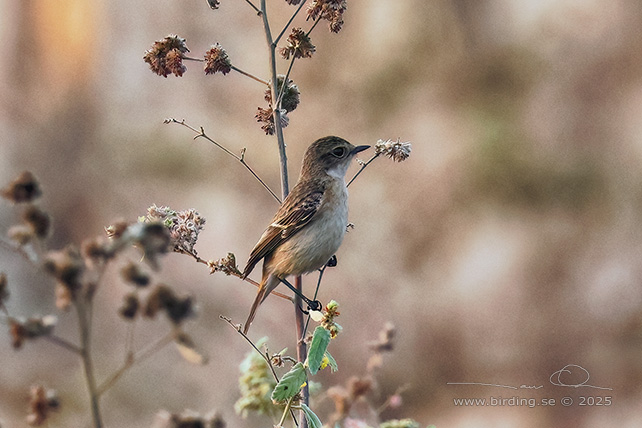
[96,330,175,396]
[275,0,310,45]
[184,56,269,85]
[347,153,381,187]
[231,65,269,85]
[44,334,82,354]
[306,15,323,36]
[0,237,39,266]
[165,118,281,202]
[241,0,262,15]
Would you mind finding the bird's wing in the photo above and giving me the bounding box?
[242,181,326,277]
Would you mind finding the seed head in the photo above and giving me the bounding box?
[204,43,232,75]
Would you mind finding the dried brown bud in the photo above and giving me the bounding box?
[1,171,41,203]
[144,284,194,325]
[105,220,129,239]
[119,293,140,320]
[81,237,114,264]
[55,282,73,311]
[347,376,372,399]
[43,246,84,291]
[285,0,302,4]
[9,316,57,349]
[0,272,8,303]
[143,35,190,78]
[8,225,35,246]
[279,28,315,60]
[121,262,150,287]
[368,321,396,352]
[23,205,51,239]
[27,385,59,426]
[204,43,232,75]
[206,0,221,9]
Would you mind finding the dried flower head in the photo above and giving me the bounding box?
[81,237,114,265]
[9,316,57,349]
[144,284,194,325]
[26,385,59,426]
[121,262,151,287]
[255,106,289,135]
[23,205,51,239]
[145,205,205,255]
[307,0,347,33]
[368,321,396,353]
[0,171,41,203]
[265,76,300,113]
[279,28,316,60]
[374,138,412,162]
[143,35,190,78]
[105,220,129,239]
[204,43,232,75]
[285,0,302,5]
[8,225,34,246]
[206,0,221,9]
[347,376,372,399]
[43,246,84,291]
[208,252,241,276]
[119,293,140,320]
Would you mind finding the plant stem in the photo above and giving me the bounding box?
[75,300,103,428]
[347,153,381,187]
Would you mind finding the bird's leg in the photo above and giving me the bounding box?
[279,278,322,312]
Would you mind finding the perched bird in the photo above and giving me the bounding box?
[242,136,369,333]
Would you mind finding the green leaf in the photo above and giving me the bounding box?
[324,350,338,372]
[300,403,322,428]
[307,326,331,375]
[271,362,306,402]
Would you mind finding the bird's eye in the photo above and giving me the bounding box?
[331,146,347,158]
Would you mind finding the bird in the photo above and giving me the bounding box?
[242,136,369,334]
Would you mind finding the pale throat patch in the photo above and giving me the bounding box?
[326,160,350,179]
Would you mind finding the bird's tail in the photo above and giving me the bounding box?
[244,275,280,334]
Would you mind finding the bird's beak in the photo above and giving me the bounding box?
[351,145,370,155]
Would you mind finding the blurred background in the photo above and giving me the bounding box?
[1,0,642,426]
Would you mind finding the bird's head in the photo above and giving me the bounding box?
[301,136,369,179]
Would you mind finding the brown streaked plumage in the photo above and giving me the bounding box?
[242,136,369,333]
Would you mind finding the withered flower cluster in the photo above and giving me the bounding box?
[279,28,316,60]
[143,35,190,77]
[374,138,412,162]
[208,252,241,276]
[307,0,348,33]
[145,205,206,255]
[204,43,232,75]
[256,76,300,135]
